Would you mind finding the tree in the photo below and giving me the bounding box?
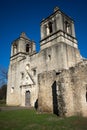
[0,66,8,87]
[0,84,7,100]
[0,66,7,102]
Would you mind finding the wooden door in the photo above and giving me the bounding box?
[25,91,30,107]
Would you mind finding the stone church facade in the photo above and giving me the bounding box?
[6,7,87,116]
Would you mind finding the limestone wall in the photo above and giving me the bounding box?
[38,60,87,117]
[38,71,56,113]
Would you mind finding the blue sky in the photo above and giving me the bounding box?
[0,0,87,69]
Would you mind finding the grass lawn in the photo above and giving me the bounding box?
[0,109,87,130]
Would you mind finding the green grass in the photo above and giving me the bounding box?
[0,109,87,130]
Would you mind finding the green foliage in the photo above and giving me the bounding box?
[0,66,8,87]
[0,100,6,104]
[0,109,87,130]
[0,84,7,100]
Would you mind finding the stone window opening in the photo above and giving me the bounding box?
[48,54,51,61]
[11,87,14,93]
[53,19,56,32]
[21,72,24,79]
[32,67,37,76]
[26,43,32,53]
[26,44,29,53]
[56,71,61,75]
[32,69,36,76]
[48,22,53,33]
[13,45,17,55]
[43,25,47,38]
[25,64,30,71]
[65,21,71,34]
[47,22,53,35]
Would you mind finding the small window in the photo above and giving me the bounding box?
[44,25,47,37]
[33,69,36,76]
[48,54,51,61]
[26,64,30,71]
[11,87,14,93]
[53,19,56,32]
[26,44,30,53]
[13,45,17,54]
[48,22,53,33]
[47,22,53,35]
[56,72,61,75]
[65,21,71,34]
[21,72,24,79]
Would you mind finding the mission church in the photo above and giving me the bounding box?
[7,7,87,116]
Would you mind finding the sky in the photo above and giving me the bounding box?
[0,0,87,70]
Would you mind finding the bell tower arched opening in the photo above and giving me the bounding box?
[65,21,71,34]
[26,44,29,53]
[48,22,53,34]
[13,43,17,55]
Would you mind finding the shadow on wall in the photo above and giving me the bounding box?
[34,99,38,110]
[52,81,59,116]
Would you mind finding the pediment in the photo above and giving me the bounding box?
[20,72,34,86]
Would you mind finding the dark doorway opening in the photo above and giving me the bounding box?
[34,99,38,110]
[52,81,59,116]
[86,92,87,102]
[25,90,30,107]
[85,87,87,102]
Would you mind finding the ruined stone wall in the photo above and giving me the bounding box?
[38,71,56,113]
[62,60,87,117]
[38,70,67,116]
[38,60,87,117]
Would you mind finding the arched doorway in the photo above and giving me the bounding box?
[52,81,59,116]
[25,91,30,107]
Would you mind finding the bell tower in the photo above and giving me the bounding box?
[7,32,36,106]
[40,7,77,49]
[40,7,81,69]
[11,32,36,60]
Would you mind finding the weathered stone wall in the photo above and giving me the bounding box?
[63,60,87,117]
[38,60,87,117]
[7,55,39,107]
[38,70,67,116]
[38,71,56,113]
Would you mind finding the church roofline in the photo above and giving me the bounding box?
[11,35,35,46]
[40,7,74,25]
[11,37,30,46]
